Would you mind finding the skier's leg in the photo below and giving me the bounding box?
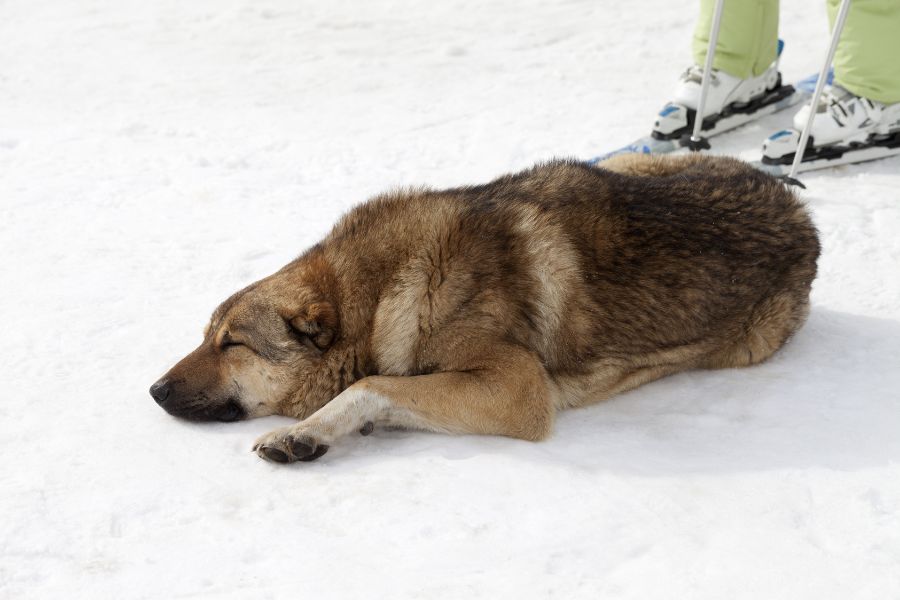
[693,0,779,79]
[827,0,900,104]
[655,0,784,133]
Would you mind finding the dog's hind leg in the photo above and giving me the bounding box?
[253,345,557,463]
[700,291,810,369]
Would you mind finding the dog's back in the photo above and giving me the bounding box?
[333,156,818,386]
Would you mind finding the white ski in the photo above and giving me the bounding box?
[754,131,900,175]
[587,72,818,166]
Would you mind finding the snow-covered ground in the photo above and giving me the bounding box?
[2,0,899,597]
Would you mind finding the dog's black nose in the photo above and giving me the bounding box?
[150,379,171,405]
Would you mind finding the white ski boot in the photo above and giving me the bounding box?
[653,49,795,141]
[761,85,900,172]
[674,63,781,117]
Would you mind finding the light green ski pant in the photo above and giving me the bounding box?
[692,0,900,104]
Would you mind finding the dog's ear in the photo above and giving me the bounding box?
[288,302,338,350]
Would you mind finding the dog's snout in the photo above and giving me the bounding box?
[149,379,171,405]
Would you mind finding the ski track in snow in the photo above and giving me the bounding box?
[1,0,898,598]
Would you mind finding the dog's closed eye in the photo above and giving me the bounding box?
[220,333,250,352]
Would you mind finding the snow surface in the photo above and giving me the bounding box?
[2,0,899,598]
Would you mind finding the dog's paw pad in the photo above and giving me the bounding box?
[297,444,329,462]
[289,435,317,459]
[260,446,290,463]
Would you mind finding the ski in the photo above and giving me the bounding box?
[587,77,802,165]
[754,130,900,175]
[587,70,828,166]
[588,64,899,174]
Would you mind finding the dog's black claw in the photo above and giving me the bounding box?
[359,421,374,436]
[261,446,290,463]
[289,436,316,460]
[298,445,329,462]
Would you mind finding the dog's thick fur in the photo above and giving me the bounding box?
[151,154,820,463]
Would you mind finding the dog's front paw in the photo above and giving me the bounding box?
[253,426,329,464]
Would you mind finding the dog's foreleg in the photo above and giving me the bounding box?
[253,346,556,463]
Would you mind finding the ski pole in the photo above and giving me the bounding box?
[683,0,726,151]
[786,0,851,184]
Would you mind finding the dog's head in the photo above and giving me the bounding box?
[149,267,340,422]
